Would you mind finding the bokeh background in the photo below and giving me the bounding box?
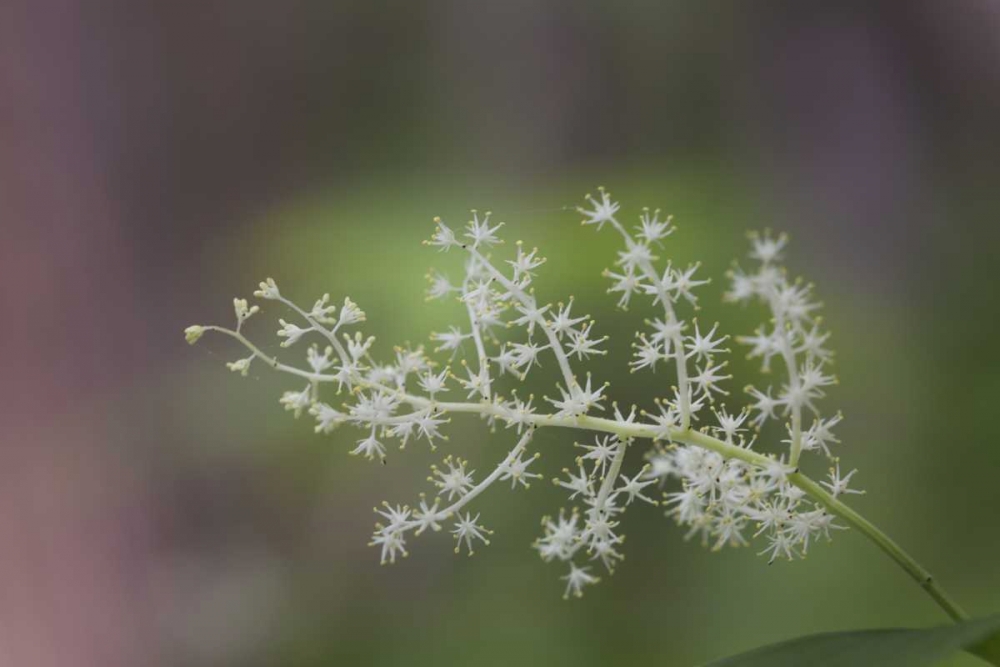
[3,2,1000,666]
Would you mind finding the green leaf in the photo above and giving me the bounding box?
[971,630,1000,666]
[704,615,1000,667]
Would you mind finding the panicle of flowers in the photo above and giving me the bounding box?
[186,188,860,598]
[650,439,847,560]
[583,188,721,430]
[726,230,840,466]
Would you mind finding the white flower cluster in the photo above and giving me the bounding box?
[186,189,863,598]
[574,189,859,570]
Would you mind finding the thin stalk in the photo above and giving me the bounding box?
[789,472,969,622]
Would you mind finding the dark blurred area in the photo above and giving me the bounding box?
[2,2,999,666]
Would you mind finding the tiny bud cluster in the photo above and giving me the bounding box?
[187,188,861,598]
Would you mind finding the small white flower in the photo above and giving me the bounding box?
[821,463,864,499]
[465,210,504,248]
[504,394,537,432]
[426,271,457,300]
[686,321,729,361]
[431,326,469,353]
[798,360,836,400]
[546,376,607,417]
[603,268,645,309]
[277,319,309,348]
[338,297,366,326]
[555,463,594,501]
[665,487,706,525]
[583,521,623,571]
[307,345,334,373]
[510,302,551,336]
[388,420,416,448]
[577,435,620,478]
[346,332,375,361]
[492,346,521,376]
[561,563,599,598]
[578,187,620,230]
[226,355,254,376]
[780,484,806,505]
[307,293,337,324]
[749,230,788,265]
[711,507,749,550]
[395,348,429,377]
[456,364,489,399]
[747,386,780,426]
[426,217,459,251]
[691,360,731,401]
[775,282,820,324]
[630,334,663,372]
[636,208,673,245]
[253,277,281,300]
[566,322,607,360]
[431,456,475,500]
[499,452,542,489]
[233,298,260,327]
[352,432,387,462]
[413,497,442,535]
[672,263,710,306]
[616,468,658,506]
[643,448,676,484]
[310,402,345,434]
[452,512,491,555]
[647,399,680,441]
[802,413,843,457]
[348,391,400,426]
[648,316,685,348]
[725,267,757,302]
[507,242,545,279]
[536,510,582,562]
[184,325,205,345]
[376,502,412,530]
[549,299,588,339]
[418,368,450,397]
[759,529,798,564]
[738,328,782,371]
[279,386,312,419]
[617,238,655,271]
[370,525,408,564]
[370,504,413,564]
[763,457,794,487]
[415,413,447,443]
[509,341,547,375]
[712,407,749,444]
[798,322,833,363]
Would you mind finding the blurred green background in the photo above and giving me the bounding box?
[3,2,999,666]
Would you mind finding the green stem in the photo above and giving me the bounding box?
[788,471,969,623]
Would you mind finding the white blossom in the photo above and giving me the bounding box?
[188,189,856,599]
[821,463,864,499]
[352,431,387,462]
[577,187,620,229]
[277,319,309,347]
[253,277,281,300]
[498,452,542,489]
[431,456,475,500]
[465,211,504,249]
[226,355,254,376]
[561,564,599,599]
[307,293,337,324]
[452,513,491,555]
